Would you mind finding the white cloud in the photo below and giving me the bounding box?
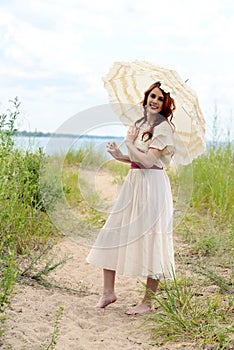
[0,0,233,139]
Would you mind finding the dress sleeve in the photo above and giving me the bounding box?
[149,122,175,156]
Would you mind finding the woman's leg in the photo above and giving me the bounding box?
[126,277,159,315]
[143,277,159,303]
[96,269,117,308]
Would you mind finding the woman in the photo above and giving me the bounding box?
[86,81,176,315]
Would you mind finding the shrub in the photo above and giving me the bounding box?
[0,98,59,335]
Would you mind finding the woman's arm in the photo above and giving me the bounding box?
[126,142,162,168]
[106,141,131,163]
[125,127,162,168]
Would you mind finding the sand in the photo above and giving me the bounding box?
[1,169,196,349]
[1,238,146,350]
[2,237,197,350]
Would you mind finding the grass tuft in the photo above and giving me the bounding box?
[148,272,234,348]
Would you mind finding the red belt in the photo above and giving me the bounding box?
[130,162,163,170]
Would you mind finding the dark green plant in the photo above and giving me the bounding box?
[40,305,64,350]
[0,97,19,150]
[0,98,60,339]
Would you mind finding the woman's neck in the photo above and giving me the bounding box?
[147,112,163,126]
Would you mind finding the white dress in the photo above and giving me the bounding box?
[86,120,175,280]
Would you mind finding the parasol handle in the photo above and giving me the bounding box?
[118,139,125,148]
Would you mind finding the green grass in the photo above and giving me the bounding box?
[148,272,234,349]
[103,159,129,184]
[189,143,233,222]
[64,141,107,167]
[0,99,60,337]
[61,144,129,226]
[146,141,234,349]
[61,166,107,228]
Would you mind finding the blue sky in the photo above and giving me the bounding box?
[0,0,233,140]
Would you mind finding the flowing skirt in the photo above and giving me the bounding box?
[86,168,175,279]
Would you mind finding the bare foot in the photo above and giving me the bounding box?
[96,293,117,309]
[125,301,153,315]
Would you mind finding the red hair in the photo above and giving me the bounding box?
[135,81,176,141]
[141,81,176,119]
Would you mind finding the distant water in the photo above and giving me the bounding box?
[14,136,230,156]
[13,135,126,155]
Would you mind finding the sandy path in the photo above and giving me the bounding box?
[1,168,196,349]
[2,237,196,350]
[2,238,157,350]
[1,238,195,350]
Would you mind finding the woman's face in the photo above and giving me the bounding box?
[146,87,164,114]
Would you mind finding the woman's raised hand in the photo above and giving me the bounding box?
[125,126,139,144]
[106,141,123,160]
